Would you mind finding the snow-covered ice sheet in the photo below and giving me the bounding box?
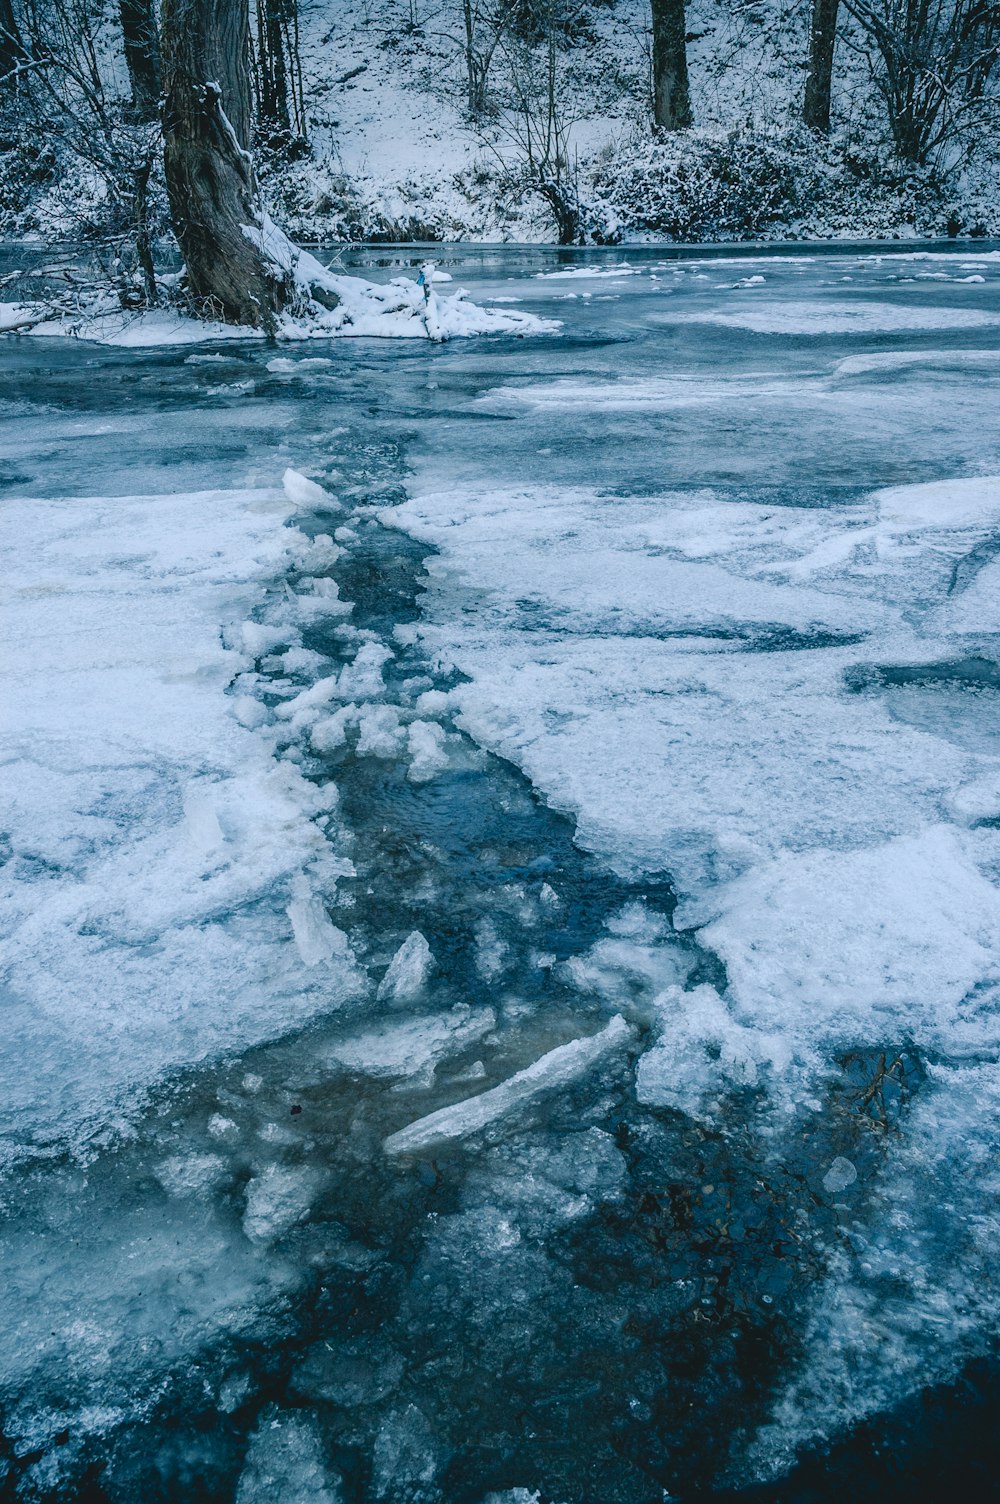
[381,475,1000,1079]
[483,373,807,411]
[0,484,361,1162]
[380,442,1000,1470]
[655,299,1000,335]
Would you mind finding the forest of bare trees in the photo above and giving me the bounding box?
[1,0,998,315]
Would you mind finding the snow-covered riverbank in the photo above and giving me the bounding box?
[0,253,556,345]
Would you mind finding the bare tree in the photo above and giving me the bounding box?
[5,1,161,302]
[460,0,519,115]
[651,0,692,129]
[485,1,585,241]
[845,0,1000,163]
[119,0,160,122]
[160,0,292,326]
[803,0,840,131]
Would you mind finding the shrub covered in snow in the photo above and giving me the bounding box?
[586,127,995,243]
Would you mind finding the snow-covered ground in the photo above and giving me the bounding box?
[3,242,1000,1499]
[0,247,556,344]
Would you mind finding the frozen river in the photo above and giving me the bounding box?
[2,242,1000,1501]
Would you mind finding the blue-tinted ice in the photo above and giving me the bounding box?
[2,243,1000,1502]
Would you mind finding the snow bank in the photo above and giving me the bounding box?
[1,244,558,348]
[0,484,362,1163]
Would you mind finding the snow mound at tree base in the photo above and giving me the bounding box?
[0,228,559,346]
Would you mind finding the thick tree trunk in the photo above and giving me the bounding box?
[160,0,291,328]
[803,0,840,133]
[651,0,692,130]
[119,0,161,122]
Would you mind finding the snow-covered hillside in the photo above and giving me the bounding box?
[3,0,999,245]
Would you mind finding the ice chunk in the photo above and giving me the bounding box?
[267,357,334,373]
[384,1015,634,1155]
[371,1405,439,1503]
[275,674,343,722]
[241,620,297,658]
[291,1334,404,1408]
[407,720,448,782]
[286,877,350,968]
[311,705,357,753]
[236,1407,342,1504]
[318,1007,495,1080]
[463,1128,626,1234]
[563,934,688,1004]
[699,826,1000,1062]
[377,932,434,1004]
[338,640,394,701]
[280,646,331,675]
[474,918,510,982]
[282,468,340,508]
[154,1153,228,1198]
[242,1165,327,1244]
[822,1156,858,1194]
[635,985,785,1118]
[231,694,269,729]
[658,299,1000,335]
[356,704,405,758]
[414,688,452,718]
[606,900,670,941]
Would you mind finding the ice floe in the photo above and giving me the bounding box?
[657,299,1000,334]
[384,1015,634,1155]
[0,484,362,1162]
[382,475,1000,1085]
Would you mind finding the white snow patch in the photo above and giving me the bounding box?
[0,485,361,1162]
[658,300,1000,335]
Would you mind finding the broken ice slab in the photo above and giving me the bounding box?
[235,1405,344,1504]
[376,930,435,1005]
[242,1164,329,1244]
[317,1006,496,1081]
[383,1014,634,1155]
[282,466,341,509]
